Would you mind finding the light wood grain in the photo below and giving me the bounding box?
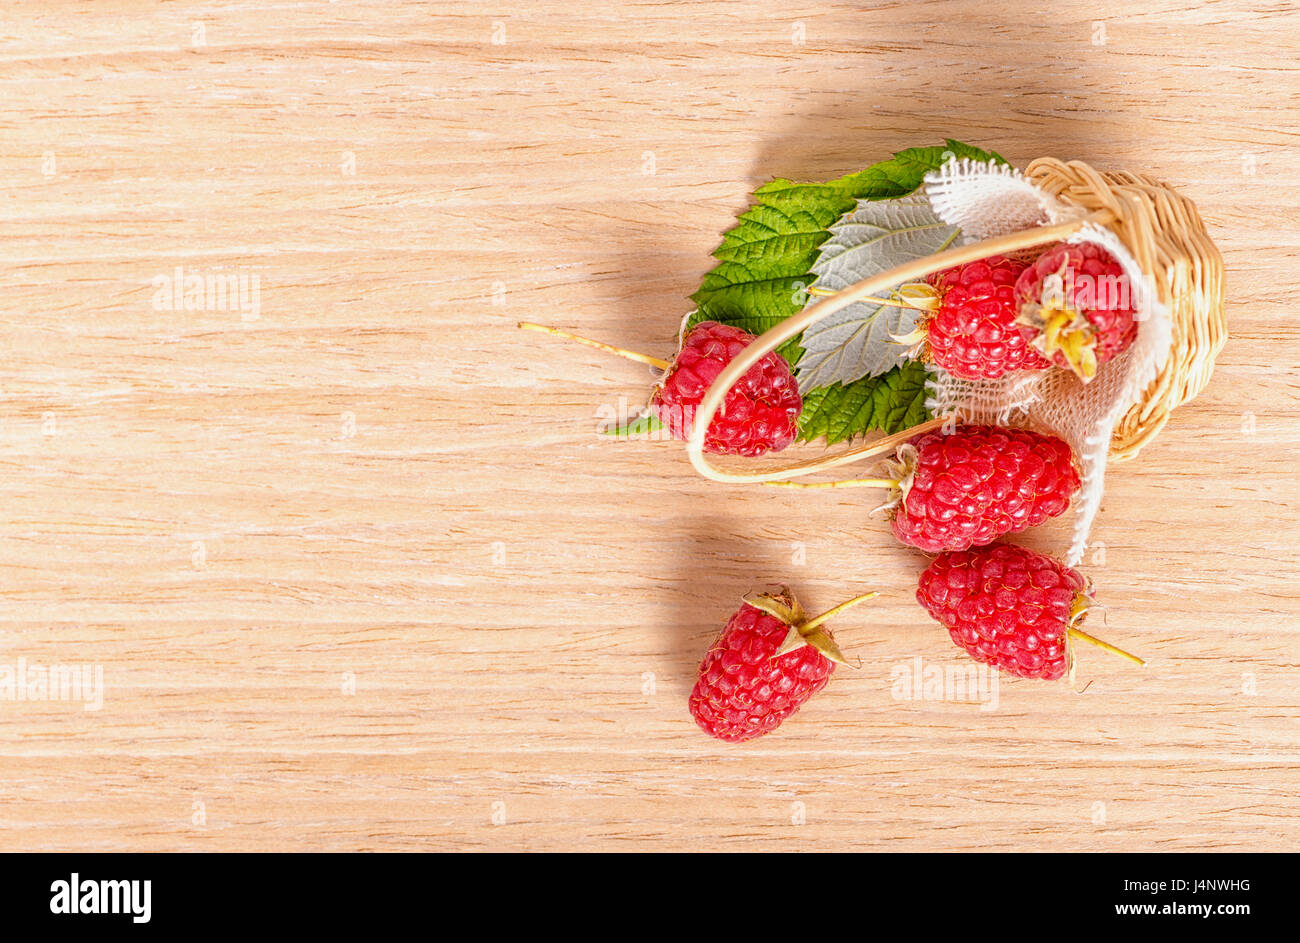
[0,0,1296,852]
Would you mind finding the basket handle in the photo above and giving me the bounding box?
[686,211,1114,484]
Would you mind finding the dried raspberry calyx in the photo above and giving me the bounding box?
[743,588,875,667]
[1014,242,1139,382]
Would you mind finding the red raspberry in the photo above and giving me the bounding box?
[653,321,801,457]
[924,255,1051,379]
[1015,242,1138,382]
[690,588,872,743]
[889,425,1080,553]
[916,544,1088,680]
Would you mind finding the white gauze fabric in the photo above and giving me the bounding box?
[920,159,1172,565]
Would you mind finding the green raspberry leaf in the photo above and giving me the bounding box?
[796,361,931,445]
[688,139,1003,441]
[796,193,959,390]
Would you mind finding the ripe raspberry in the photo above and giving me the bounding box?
[923,255,1051,379]
[888,425,1080,553]
[690,588,873,743]
[653,321,801,457]
[1015,242,1138,382]
[916,544,1089,680]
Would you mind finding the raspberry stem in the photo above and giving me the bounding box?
[800,591,879,632]
[517,322,671,370]
[760,589,878,668]
[764,477,900,490]
[806,288,935,312]
[1067,627,1146,667]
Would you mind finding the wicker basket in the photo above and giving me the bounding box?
[1026,159,1226,461]
[686,157,1226,482]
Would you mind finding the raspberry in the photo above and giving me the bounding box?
[923,255,1051,379]
[888,425,1080,553]
[1015,242,1138,382]
[916,544,1088,680]
[689,588,874,742]
[653,321,801,457]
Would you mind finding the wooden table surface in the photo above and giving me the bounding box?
[1,0,1296,852]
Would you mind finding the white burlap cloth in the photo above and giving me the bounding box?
[921,159,1171,565]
